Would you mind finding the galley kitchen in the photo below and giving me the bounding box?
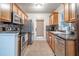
[0,3,79,56]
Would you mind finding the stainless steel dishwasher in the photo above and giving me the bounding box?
[55,36,65,56]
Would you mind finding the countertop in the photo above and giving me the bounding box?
[0,31,20,33]
[48,31,77,41]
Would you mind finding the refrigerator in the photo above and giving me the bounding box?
[22,20,33,45]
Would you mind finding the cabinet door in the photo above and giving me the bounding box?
[66,41,75,56]
[49,35,52,46]
[13,4,18,14]
[70,3,76,22]
[51,35,55,52]
[53,13,58,25]
[0,4,1,19]
[64,3,70,22]
[0,3,11,22]
[76,4,79,19]
[18,9,22,18]
[48,33,52,46]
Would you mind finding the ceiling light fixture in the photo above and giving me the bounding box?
[33,3,44,9]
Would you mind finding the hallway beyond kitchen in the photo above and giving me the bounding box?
[21,40,54,56]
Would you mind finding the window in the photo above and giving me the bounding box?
[59,12,69,30]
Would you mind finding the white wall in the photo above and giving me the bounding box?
[28,13,50,40]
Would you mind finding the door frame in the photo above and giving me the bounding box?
[34,19,45,40]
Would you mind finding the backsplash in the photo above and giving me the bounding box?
[0,22,20,31]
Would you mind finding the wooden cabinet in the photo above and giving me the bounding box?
[66,40,76,56]
[13,4,18,14]
[53,12,58,25]
[49,12,58,25]
[51,34,55,52]
[70,4,76,21]
[18,9,22,18]
[12,4,28,24]
[0,3,28,23]
[0,5,1,19]
[47,32,52,46]
[64,3,76,23]
[64,3,70,22]
[0,3,11,22]
[76,4,79,19]
[47,32,55,54]
[47,32,76,56]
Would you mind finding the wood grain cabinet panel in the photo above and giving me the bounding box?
[49,12,58,25]
[64,3,70,22]
[64,3,76,23]
[69,3,76,22]
[12,4,28,24]
[53,12,58,25]
[0,5,1,19]
[66,40,76,56]
[18,9,22,18]
[51,34,55,52]
[0,3,11,22]
[13,4,18,14]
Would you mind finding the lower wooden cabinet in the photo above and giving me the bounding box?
[66,40,76,56]
[47,32,76,56]
[51,34,55,52]
[47,32,55,54]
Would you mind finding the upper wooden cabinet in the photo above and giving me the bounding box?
[53,12,58,25]
[0,3,28,23]
[64,3,76,23]
[18,9,22,18]
[0,4,1,19]
[13,4,18,14]
[49,12,58,25]
[64,3,70,22]
[12,4,28,24]
[0,3,11,22]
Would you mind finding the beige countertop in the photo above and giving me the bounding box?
[48,31,77,41]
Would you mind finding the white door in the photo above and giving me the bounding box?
[35,19,44,40]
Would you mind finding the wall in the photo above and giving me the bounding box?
[28,13,50,40]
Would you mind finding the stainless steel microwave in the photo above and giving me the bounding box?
[12,12,21,24]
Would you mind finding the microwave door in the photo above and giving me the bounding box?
[13,12,20,24]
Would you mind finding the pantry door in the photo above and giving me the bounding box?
[35,20,44,40]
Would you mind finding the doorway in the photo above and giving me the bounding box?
[35,20,44,40]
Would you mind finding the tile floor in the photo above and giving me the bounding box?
[21,40,54,56]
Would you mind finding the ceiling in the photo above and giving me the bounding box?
[17,3,61,13]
